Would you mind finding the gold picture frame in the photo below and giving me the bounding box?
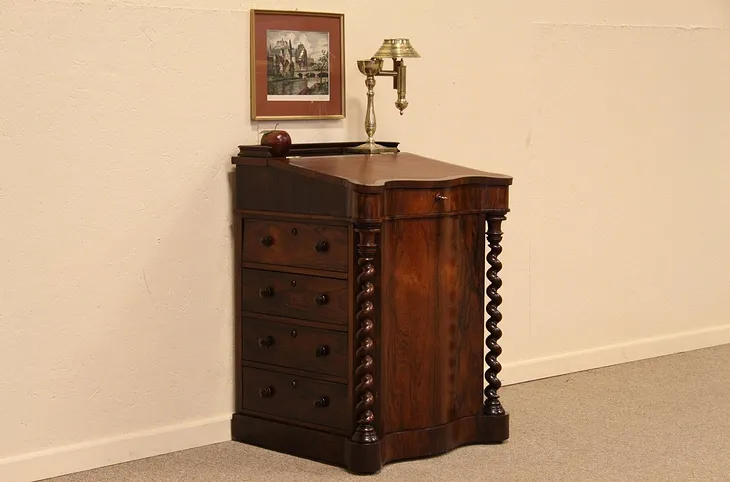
[250,9,346,121]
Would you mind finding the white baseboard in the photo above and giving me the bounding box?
[4,326,730,482]
[0,415,231,482]
[500,324,730,385]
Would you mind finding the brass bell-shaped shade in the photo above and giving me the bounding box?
[372,38,421,59]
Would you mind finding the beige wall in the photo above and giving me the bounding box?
[2,0,730,480]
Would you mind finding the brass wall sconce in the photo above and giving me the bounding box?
[348,38,420,154]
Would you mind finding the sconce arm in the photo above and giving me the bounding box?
[374,59,403,90]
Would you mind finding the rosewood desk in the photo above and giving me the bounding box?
[231,142,512,474]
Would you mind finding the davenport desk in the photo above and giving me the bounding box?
[231,142,513,474]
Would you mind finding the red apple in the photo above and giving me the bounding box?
[260,127,292,157]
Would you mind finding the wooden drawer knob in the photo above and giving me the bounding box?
[435,193,448,201]
[315,345,330,357]
[314,240,329,253]
[260,235,274,247]
[313,396,329,408]
[258,287,274,298]
[257,336,274,348]
[259,386,274,398]
[315,294,329,305]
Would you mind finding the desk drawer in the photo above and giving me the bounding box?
[242,269,348,325]
[242,317,347,378]
[243,219,348,272]
[242,366,348,430]
[385,184,489,217]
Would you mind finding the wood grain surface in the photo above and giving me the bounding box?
[380,215,485,433]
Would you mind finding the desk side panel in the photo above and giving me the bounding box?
[236,165,349,217]
[380,214,486,433]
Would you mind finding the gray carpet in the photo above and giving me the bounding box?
[44,345,730,481]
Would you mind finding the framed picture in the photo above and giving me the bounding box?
[250,9,345,121]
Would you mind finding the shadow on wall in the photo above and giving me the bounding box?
[228,167,241,413]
